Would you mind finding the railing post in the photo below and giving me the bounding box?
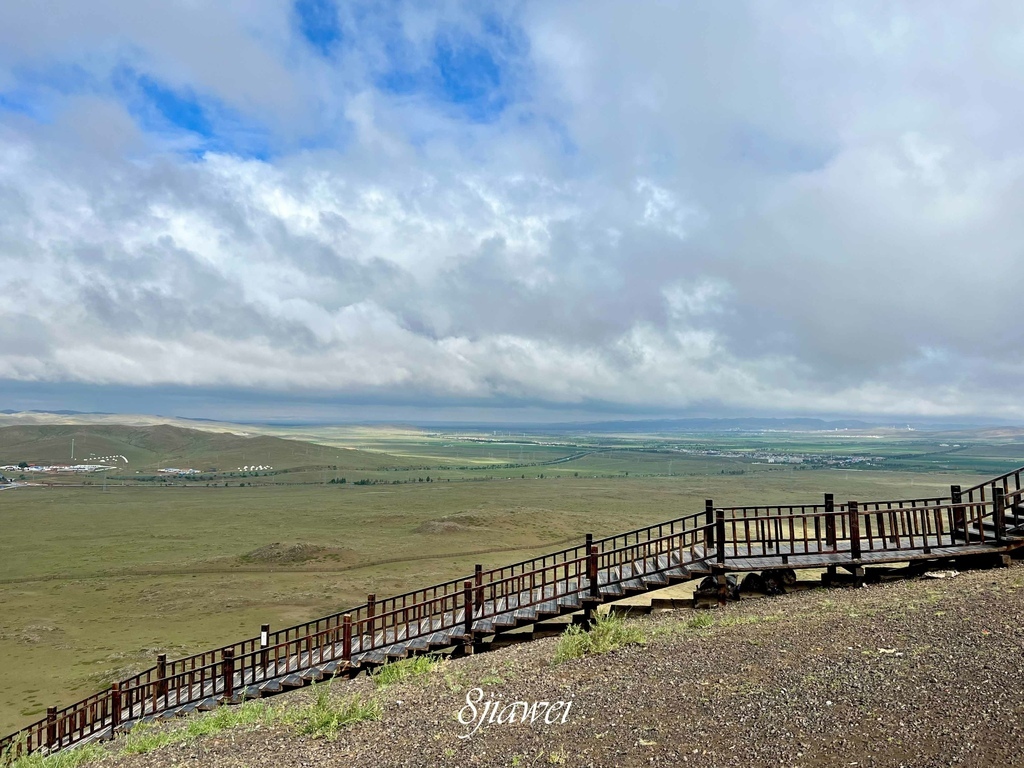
[221,648,234,701]
[950,484,964,536]
[715,509,725,565]
[462,580,474,654]
[366,595,376,645]
[705,499,715,552]
[341,614,352,662]
[474,564,484,608]
[848,501,861,560]
[110,683,121,730]
[588,544,599,599]
[156,653,167,703]
[824,493,836,548]
[993,487,1006,543]
[45,706,56,749]
[260,624,270,672]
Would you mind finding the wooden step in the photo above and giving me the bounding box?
[536,600,559,615]
[641,573,668,587]
[385,644,408,659]
[513,608,538,622]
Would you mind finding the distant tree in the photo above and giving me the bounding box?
[18,461,28,469]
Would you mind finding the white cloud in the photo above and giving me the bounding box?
[1,2,1024,419]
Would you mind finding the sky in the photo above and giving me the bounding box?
[1,1,1023,424]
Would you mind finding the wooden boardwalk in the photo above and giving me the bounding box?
[5,465,1024,757]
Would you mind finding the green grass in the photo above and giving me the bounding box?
[5,686,384,765]
[371,655,440,689]
[553,613,646,664]
[119,697,280,755]
[687,612,714,630]
[287,683,381,740]
[0,742,105,768]
[0,421,1005,737]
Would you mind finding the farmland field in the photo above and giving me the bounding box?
[1,421,1023,736]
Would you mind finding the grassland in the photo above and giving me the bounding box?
[1,420,1023,737]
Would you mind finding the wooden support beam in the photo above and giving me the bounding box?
[994,487,1006,543]
[221,648,234,700]
[824,493,836,548]
[715,509,726,565]
[474,564,484,608]
[822,564,838,585]
[588,544,599,600]
[156,653,167,703]
[342,615,352,662]
[110,683,121,730]
[705,499,715,551]
[848,501,862,560]
[45,707,56,750]
[260,623,270,671]
[463,580,474,655]
[951,484,964,539]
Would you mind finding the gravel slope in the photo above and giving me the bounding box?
[94,563,1024,768]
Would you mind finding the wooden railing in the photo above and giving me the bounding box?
[4,468,1023,759]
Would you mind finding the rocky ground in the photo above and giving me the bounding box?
[91,563,1024,768]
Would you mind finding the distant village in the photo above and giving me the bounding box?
[0,463,118,473]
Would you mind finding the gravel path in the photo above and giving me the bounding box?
[93,563,1024,768]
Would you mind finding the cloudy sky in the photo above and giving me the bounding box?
[1,1,1022,423]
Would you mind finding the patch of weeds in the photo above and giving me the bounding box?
[553,613,646,664]
[0,742,105,768]
[372,655,440,689]
[120,698,279,755]
[687,612,714,629]
[548,746,568,764]
[288,682,381,740]
[118,722,177,756]
[443,666,471,692]
[480,672,505,686]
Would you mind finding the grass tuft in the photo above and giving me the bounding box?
[687,612,715,629]
[289,683,381,740]
[371,656,440,689]
[119,698,278,756]
[0,742,105,768]
[553,613,646,664]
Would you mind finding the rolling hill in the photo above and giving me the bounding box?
[0,424,411,473]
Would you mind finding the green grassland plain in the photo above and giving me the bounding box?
[1,422,1024,735]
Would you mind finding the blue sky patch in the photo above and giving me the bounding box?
[294,0,342,56]
[375,14,529,124]
[136,76,212,137]
[111,69,275,159]
[434,36,506,121]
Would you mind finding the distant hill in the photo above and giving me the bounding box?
[0,424,410,472]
